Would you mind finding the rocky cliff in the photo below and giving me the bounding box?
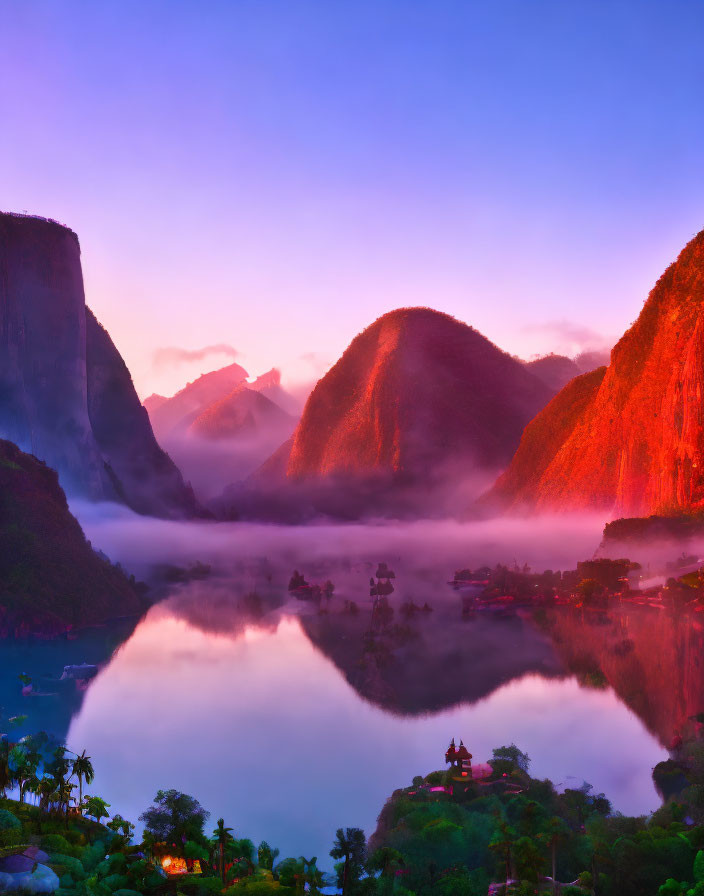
[0,438,143,634]
[85,309,200,517]
[0,212,196,517]
[488,229,704,517]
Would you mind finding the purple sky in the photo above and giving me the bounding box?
[1,1,703,397]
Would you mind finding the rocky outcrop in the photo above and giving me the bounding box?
[487,230,704,517]
[0,438,142,634]
[0,212,196,518]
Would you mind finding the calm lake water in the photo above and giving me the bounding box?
[6,507,691,866]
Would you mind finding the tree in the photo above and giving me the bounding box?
[213,818,234,883]
[35,775,59,813]
[71,750,95,810]
[490,745,531,775]
[258,841,279,871]
[330,827,367,896]
[231,838,256,877]
[139,789,209,850]
[367,847,404,894]
[0,739,11,796]
[513,835,544,888]
[489,818,517,893]
[108,814,135,842]
[84,795,110,824]
[538,816,570,895]
[301,856,324,895]
[8,743,39,803]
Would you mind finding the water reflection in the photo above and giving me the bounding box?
[63,590,669,865]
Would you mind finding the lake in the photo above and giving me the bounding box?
[4,507,688,867]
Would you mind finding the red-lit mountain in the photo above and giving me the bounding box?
[282,307,552,492]
[488,229,704,516]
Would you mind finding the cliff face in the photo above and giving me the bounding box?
[0,214,106,496]
[0,212,197,518]
[286,307,552,482]
[85,309,199,517]
[0,439,142,634]
[489,230,704,516]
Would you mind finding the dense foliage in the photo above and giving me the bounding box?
[4,728,704,895]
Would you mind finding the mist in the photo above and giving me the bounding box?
[72,500,607,586]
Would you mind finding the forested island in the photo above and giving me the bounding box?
[2,723,704,896]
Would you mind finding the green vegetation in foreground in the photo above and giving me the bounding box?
[5,732,704,896]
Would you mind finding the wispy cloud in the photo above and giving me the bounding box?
[521,320,609,351]
[299,351,330,367]
[153,343,239,368]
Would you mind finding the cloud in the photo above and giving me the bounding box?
[153,343,239,368]
[521,320,610,352]
[298,351,328,365]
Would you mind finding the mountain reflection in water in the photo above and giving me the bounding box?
[64,587,671,864]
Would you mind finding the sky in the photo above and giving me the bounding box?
[1,0,703,398]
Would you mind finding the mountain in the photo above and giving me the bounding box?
[147,361,250,440]
[85,310,200,517]
[247,368,301,416]
[146,365,299,501]
[524,353,582,394]
[188,384,296,440]
[286,307,552,484]
[0,439,143,635]
[228,307,553,519]
[143,393,168,415]
[487,229,704,516]
[0,212,197,518]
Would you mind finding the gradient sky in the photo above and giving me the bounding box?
[1,1,703,397]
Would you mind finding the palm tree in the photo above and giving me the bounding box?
[330,828,367,896]
[301,856,324,895]
[71,750,95,812]
[213,818,234,884]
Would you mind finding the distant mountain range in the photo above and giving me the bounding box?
[524,350,609,395]
[145,366,300,501]
[487,228,704,517]
[0,212,198,518]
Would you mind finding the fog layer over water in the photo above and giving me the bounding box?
[72,501,608,581]
[53,504,671,864]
